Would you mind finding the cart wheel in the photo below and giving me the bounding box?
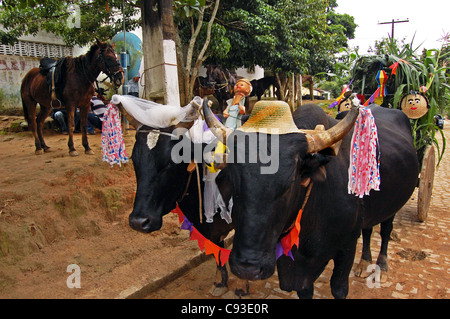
[417,145,435,222]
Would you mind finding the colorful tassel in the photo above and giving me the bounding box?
[348,108,380,198]
[101,103,129,167]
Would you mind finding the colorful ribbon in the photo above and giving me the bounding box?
[329,80,354,108]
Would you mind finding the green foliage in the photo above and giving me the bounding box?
[174,0,354,76]
[0,0,141,46]
[173,0,206,19]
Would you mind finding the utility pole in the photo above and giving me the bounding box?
[378,19,409,39]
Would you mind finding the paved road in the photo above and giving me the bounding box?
[146,120,450,299]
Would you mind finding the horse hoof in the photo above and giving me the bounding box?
[69,151,79,157]
[35,149,44,155]
[44,147,51,153]
[85,149,95,155]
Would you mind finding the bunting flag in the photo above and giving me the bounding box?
[275,208,303,260]
[101,103,129,167]
[389,59,410,78]
[329,80,354,108]
[171,204,231,267]
[172,204,305,265]
[347,107,380,198]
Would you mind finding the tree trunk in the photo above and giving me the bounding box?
[177,0,220,105]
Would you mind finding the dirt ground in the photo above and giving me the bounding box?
[0,115,449,299]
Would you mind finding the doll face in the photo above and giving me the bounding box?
[400,93,429,119]
[234,80,252,96]
[339,100,352,112]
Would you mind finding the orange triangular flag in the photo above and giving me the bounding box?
[219,248,231,266]
[204,240,220,265]
[190,227,205,252]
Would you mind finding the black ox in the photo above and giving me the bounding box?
[202,97,419,299]
[119,102,248,295]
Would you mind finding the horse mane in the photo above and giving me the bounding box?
[68,43,100,73]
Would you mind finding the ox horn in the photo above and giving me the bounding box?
[116,103,142,129]
[199,98,233,144]
[303,93,360,154]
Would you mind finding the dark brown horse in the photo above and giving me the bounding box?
[21,39,124,156]
[206,65,237,113]
[250,76,281,100]
[192,76,215,98]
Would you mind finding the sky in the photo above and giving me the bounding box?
[335,0,449,53]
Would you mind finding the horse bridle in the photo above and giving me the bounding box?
[97,46,124,81]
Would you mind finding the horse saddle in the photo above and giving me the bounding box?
[39,57,67,106]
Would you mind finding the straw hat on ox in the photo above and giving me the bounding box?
[201,96,361,156]
[399,92,429,119]
[238,100,300,135]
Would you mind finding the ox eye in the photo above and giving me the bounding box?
[147,131,160,150]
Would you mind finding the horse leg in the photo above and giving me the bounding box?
[36,105,52,153]
[354,227,373,278]
[22,99,42,155]
[78,106,94,155]
[66,107,78,156]
[376,216,394,282]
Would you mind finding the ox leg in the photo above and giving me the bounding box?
[330,242,357,299]
[296,285,314,299]
[355,227,373,278]
[377,217,394,282]
[234,279,250,298]
[79,106,94,155]
[211,263,229,297]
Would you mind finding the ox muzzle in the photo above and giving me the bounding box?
[129,211,163,233]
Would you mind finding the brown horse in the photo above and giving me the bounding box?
[21,39,124,156]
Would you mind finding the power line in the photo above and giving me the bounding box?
[378,19,409,39]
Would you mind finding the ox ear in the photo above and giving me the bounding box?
[300,153,330,185]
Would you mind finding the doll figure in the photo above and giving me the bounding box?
[223,78,252,129]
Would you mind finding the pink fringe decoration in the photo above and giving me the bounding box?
[348,108,380,198]
[101,103,129,167]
